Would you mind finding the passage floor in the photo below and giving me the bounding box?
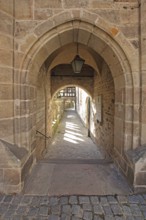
[24,110,131,195]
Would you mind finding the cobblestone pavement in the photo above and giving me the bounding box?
[0,194,146,220]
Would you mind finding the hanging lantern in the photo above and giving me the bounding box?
[71,55,85,73]
[71,43,85,73]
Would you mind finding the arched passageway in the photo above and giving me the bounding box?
[1,11,145,194]
[24,87,131,195]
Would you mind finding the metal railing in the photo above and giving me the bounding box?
[36,130,51,139]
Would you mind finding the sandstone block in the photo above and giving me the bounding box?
[15,0,33,19]
[141,124,146,145]
[15,21,41,39]
[20,34,38,53]
[0,11,13,35]
[0,101,13,119]
[0,34,13,50]
[4,169,20,185]
[0,0,13,15]
[141,106,146,123]
[53,11,72,26]
[0,169,3,183]
[59,30,74,46]
[0,84,13,100]
[0,67,13,83]
[34,19,55,37]
[35,0,62,8]
[135,172,146,186]
[120,25,139,39]
[34,8,53,20]
[0,119,14,140]
[0,49,13,67]
[125,105,133,121]
[64,0,89,8]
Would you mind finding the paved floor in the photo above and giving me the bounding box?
[45,110,104,160]
[24,110,132,195]
[0,194,146,220]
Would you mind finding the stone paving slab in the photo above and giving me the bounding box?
[0,194,146,220]
[45,110,105,160]
[23,163,132,195]
[23,110,131,196]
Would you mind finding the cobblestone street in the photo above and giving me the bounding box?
[0,194,146,220]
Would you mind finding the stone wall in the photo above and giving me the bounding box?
[35,66,46,158]
[51,76,94,98]
[51,99,65,135]
[0,1,14,143]
[0,0,145,193]
[134,0,146,190]
[92,63,115,155]
[76,88,90,128]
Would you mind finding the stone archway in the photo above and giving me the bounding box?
[1,10,142,193]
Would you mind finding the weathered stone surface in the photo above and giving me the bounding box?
[34,8,53,20]
[4,169,20,185]
[0,67,13,83]
[0,11,13,35]
[0,49,13,67]
[21,154,33,181]
[0,101,13,119]
[0,0,13,15]
[35,0,62,8]
[15,0,33,19]
[0,119,14,141]
[0,84,13,100]
[15,21,41,39]
[135,172,146,186]
[0,35,13,50]
[64,0,89,8]
[0,0,145,194]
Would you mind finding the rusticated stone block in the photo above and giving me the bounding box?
[4,169,20,185]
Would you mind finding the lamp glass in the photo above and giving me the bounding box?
[71,55,85,73]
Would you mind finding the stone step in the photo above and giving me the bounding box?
[38,158,113,165]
